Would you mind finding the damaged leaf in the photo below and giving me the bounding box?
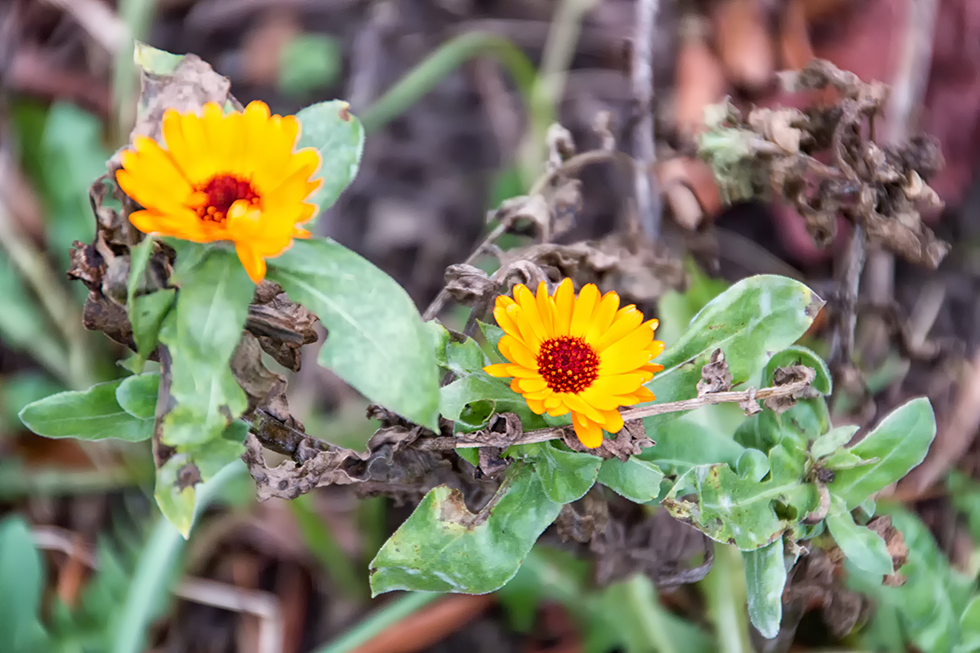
[269,238,440,430]
[663,445,817,550]
[154,453,198,539]
[369,462,562,595]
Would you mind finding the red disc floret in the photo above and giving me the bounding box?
[197,175,259,222]
[536,336,600,393]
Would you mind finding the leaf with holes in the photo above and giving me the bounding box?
[369,462,562,595]
[268,238,439,429]
[663,445,816,550]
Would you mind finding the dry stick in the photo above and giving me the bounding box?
[416,377,811,451]
[629,0,663,239]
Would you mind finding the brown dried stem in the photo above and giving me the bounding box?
[416,376,813,452]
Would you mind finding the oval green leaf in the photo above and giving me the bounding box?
[19,379,153,442]
[743,538,787,639]
[597,457,665,503]
[295,101,365,217]
[269,238,439,429]
[826,505,893,576]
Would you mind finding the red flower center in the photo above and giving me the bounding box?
[197,175,259,222]
[537,336,599,393]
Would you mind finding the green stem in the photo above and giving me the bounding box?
[360,32,541,134]
[700,544,753,653]
[312,592,440,653]
[623,575,679,653]
[112,0,156,138]
[111,460,245,653]
[0,463,151,500]
[289,493,369,603]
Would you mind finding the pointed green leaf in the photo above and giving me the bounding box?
[19,379,153,442]
[268,238,439,429]
[159,248,252,446]
[0,516,47,653]
[644,275,823,438]
[426,322,489,375]
[743,538,787,639]
[369,462,562,595]
[826,504,893,575]
[115,373,160,419]
[663,445,816,550]
[811,425,859,460]
[597,457,665,503]
[295,100,365,215]
[828,398,936,509]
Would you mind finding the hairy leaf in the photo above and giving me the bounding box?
[829,398,936,509]
[19,379,153,442]
[743,538,787,639]
[369,462,562,595]
[160,248,252,446]
[269,238,440,429]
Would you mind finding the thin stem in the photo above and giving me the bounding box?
[312,592,440,653]
[629,0,663,239]
[417,378,811,451]
[421,221,508,322]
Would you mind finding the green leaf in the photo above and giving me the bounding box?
[736,448,770,481]
[115,373,160,419]
[127,236,174,370]
[641,418,745,476]
[0,516,47,653]
[279,34,342,97]
[295,101,365,215]
[159,248,252,446]
[810,425,859,460]
[597,457,665,503]
[644,275,823,438]
[134,41,184,75]
[517,443,601,504]
[369,462,562,595]
[663,445,816,550]
[440,371,547,432]
[19,379,153,442]
[426,322,489,375]
[957,595,980,653]
[478,320,504,353]
[153,454,197,539]
[178,421,248,482]
[268,238,439,429]
[826,503,893,575]
[848,506,975,653]
[743,538,787,639]
[0,373,64,434]
[948,470,980,543]
[828,398,936,509]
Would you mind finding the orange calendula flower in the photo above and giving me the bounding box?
[484,279,665,449]
[115,100,322,283]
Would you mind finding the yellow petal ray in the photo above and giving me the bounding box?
[235,243,267,284]
[553,278,575,335]
[563,393,605,425]
[547,404,570,417]
[584,291,620,345]
[518,377,548,393]
[513,284,549,343]
[535,281,556,336]
[598,349,656,376]
[506,304,543,351]
[499,335,538,369]
[527,398,546,414]
[593,307,644,351]
[601,409,624,434]
[493,304,522,341]
[589,374,649,396]
[572,412,603,448]
[484,363,512,378]
[510,378,522,393]
[569,284,600,337]
[599,327,655,367]
[543,395,563,409]
[506,365,541,378]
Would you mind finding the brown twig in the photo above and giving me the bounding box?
[628,0,663,239]
[416,377,813,451]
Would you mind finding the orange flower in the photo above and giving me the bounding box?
[485,279,665,448]
[115,101,322,283]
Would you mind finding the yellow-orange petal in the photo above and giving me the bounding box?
[484,363,512,378]
[526,398,547,414]
[569,284,600,336]
[506,303,543,351]
[584,291,620,345]
[594,307,644,351]
[517,377,548,393]
[499,334,538,369]
[235,243,267,284]
[535,281,556,335]
[553,278,575,335]
[601,409,624,434]
[572,412,603,448]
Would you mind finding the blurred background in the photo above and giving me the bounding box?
[2,0,980,652]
